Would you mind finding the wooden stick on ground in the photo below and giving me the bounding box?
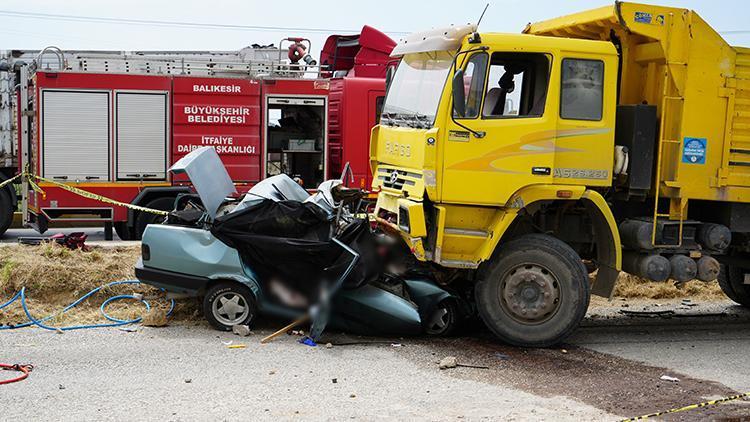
[260,314,310,344]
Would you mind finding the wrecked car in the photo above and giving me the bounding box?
[135,147,467,340]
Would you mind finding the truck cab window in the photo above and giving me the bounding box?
[483,52,550,118]
[560,58,604,121]
[456,53,488,119]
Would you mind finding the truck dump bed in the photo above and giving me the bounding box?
[525,2,750,203]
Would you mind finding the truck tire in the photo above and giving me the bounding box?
[0,187,13,237]
[114,222,134,241]
[475,233,590,348]
[718,264,750,307]
[203,282,258,331]
[134,197,174,240]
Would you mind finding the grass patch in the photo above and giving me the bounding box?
[0,243,197,327]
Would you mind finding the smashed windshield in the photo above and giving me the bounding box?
[381,51,454,129]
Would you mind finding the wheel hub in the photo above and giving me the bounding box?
[212,292,250,326]
[500,264,561,324]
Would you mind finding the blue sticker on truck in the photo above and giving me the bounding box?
[635,12,652,24]
[635,11,664,25]
[682,137,707,164]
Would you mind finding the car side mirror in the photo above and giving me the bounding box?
[452,69,466,118]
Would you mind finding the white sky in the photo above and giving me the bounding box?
[0,0,748,55]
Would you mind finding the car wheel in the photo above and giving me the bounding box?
[134,197,174,240]
[203,282,258,331]
[424,299,459,337]
[476,233,590,348]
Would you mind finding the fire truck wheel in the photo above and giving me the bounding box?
[475,233,590,348]
[718,264,750,307]
[0,187,12,237]
[134,197,175,239]
[114,222,134,241]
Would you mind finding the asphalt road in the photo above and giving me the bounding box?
[2,300,749,421]
[573,309,750,393]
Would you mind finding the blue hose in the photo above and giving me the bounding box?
[0,280,175,331]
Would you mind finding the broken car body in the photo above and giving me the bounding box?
[135,147,465,340]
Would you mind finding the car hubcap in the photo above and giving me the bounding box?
[427,306,450,333]
[499,264,561,324]
[212,292,250,326]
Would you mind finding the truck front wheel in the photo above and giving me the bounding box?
[0,187,13,237]
[475,234,590,348]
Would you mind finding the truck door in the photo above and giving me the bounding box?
[442,52,555,205]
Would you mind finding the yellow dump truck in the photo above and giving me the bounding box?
[371,2,750,346]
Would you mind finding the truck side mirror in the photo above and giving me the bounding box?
[385,66,395,91]
[452,69,466,117]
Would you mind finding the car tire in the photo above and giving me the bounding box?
[423,299,459,337]
[203,282,258,331]
[718,264,750,307]
[0,186,13,237]
[475,233,590,348]
[134,197,174,240]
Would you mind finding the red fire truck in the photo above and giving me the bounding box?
[1,26,395,239]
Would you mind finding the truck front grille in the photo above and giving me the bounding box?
[377,167,420,190]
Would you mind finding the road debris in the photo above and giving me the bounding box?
[438,356,490,370]
[55,328,64,334]
[325,343,333,349]
[227,344,246,349]
[494,352,510,361]
[660,375,680,383]
[141,308,168,327]
[184,379,192,384]
[561,349,568,354]
[118,327,138,333]
[439,356,458,369]
[349,393,356,398]
[332,378,337,384]
[232,324,252,337]
[390,343,402,347]
[620,309,675,317]
[299,337,317,347]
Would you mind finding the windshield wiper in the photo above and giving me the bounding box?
[382,112,416,128]
[409,113,433,129]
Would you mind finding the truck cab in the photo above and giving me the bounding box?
[373,2,750,347]
[372,24,622,346]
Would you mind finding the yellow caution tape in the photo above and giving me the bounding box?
[621,391,750,421]
[32,174,169,216]
[0,171,169,216]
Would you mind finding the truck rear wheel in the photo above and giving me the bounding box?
[475,234,590,348]
[718,264,750,307]
[0,187,13,237]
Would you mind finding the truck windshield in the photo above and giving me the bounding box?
[382,51,454,129]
